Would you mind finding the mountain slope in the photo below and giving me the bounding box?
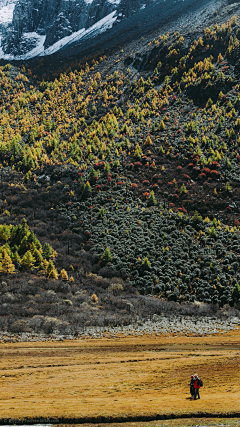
[0,0,233,60]
[1,5,240,334]
[0,0,151,58]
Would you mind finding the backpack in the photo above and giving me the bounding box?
[199,379,203,387]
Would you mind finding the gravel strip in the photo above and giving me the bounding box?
[0,314,240,342]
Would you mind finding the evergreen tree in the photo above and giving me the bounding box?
[101,247,113,265]
[103,162,111,176]
[0,224,11,242]
[147,190,157,206]
[12,251,21,265]
[27,230,42,250]
[11,218,29,246]
[42,243,53,260]
[49,268,58,280]
[45,260,58,278]
[142,257,151,270]
[33,247,43,264]
[87,168,98,183]
[21,250,36,270]
[0,249,15,274]
[18,235,30,254]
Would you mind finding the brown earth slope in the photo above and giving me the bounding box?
[0,332,240,422]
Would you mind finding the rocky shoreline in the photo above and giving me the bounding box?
[1,314,240,343]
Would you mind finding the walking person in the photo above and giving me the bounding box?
[193,373,202,400]
[188,375,195,399]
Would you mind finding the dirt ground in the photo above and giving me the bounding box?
[79,420,240,427]
[1,331,240,422]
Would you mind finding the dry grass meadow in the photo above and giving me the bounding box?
[1,331,240,422]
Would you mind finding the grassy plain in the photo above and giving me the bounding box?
[0,332,240,422]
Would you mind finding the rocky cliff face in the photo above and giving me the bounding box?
[2,0,150,56]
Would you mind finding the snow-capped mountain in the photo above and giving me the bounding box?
[0,0,151,59]
[0,0,230,61]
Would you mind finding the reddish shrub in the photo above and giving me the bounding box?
[143,192,150,198]
[152,183,158,188]
[178,207,187,214]
[188,163,194,168]
[134,162,142,168]
[169,203,175,208]
[202,167,211,175]
[172,194,179,199]
[210,161,220,168]
[210,169,219,176]
[143,180,150,185]
[199,173,206,180]
[95,185,102,190]
[116,181,124,185]
[177,165,183,172]
[131,183,138,188]
[95,161,105,169]
[183,174,190,180]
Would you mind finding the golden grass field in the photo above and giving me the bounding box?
[1,331,240,422]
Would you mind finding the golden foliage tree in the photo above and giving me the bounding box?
[0,249,15,274]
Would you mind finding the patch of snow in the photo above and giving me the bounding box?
[140,4,146,10]
[84,0,94,4]
[0,2,15,24]
[43,28,85,56]
[0,33,46,60]
[108,0,121,5]
[22,31,40,39]
[42,10,118,56]
[0,10,117,60]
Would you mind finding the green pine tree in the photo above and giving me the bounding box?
[101,247,113,265]
[45,260,58,278]
[12,251,21,265]
[12,218,29,246]
[21,250,36,270]
[33,247,43,264]
[147,190,157,206]
[18,235,30,255]
[42,243,53,260]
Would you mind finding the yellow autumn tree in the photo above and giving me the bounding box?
[0,248,15,274]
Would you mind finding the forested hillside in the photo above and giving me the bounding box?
[1,13,240,334]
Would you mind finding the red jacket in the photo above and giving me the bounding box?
[194,379,200,389]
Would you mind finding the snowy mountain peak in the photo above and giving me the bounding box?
[0,0,150,59]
